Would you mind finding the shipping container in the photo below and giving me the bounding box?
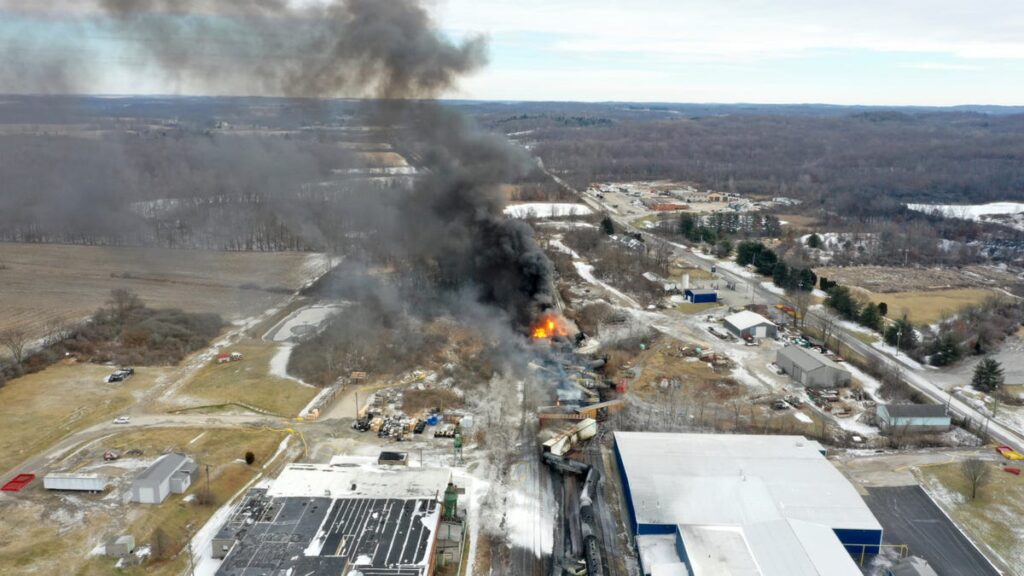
[43,473,108,492]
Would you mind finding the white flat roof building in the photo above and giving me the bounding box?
[614,432,882,576]
[266,462,451,500]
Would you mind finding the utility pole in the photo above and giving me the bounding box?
[354,391,359,419]
[895,330,903,357]
[205,463,211,504]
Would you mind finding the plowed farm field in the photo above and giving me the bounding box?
[0,243,326,341]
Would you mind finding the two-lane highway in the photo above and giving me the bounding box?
[568,181,1024,453]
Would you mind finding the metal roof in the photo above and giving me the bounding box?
[724,310,775,331]
[777,345,848,373]
[133,453,193,486]
[881,404,948,419]
[616,432,879,576]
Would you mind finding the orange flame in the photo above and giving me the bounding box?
[531,314,568,339]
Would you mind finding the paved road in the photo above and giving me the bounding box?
[864,486,1000,576]
[0,413,288,484]
[570,182,1024,454]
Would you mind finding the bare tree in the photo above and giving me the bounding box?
[791,289,812,329]
[815,310,838,350]
[0,328,29,364]
[106,288,143,327]
[960,458,991,500]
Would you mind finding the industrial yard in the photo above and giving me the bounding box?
[1,17,1023,576]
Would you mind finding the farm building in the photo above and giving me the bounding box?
[877,404,951,433]
[723,310,776,338]
[211,461,454,575]
[129,453,198,504]
[614,432,882,576]
[776,346,852,388]
[684,288,718,304]
[43,472,109,492]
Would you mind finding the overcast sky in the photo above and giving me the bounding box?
[3,0,1023,105]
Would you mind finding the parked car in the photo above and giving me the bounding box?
[106,367,135,383]
[113,416,130,425]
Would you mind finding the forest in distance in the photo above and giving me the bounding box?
[467,102,1024,217]
[0,96,1023,257]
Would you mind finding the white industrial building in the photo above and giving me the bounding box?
[614,432,882,576]
[129,453,198,504]
[723,310,777,339]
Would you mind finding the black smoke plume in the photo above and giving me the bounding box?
[0,0,554,326]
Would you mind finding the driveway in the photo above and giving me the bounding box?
[863,485,1000,576]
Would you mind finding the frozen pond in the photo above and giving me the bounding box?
[265,303,348,343]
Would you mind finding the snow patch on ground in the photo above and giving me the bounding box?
[573,261,641,309]
[793,411,813,424]
[548,237,579,258]
[269,344,313,388]
[760,281,786,296]
[717,260,756,278]
[907,202,1024,232]
[265,303,347,343]
[504,203,592,219]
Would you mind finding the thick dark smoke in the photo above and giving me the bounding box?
[18,0,486,99]
[0,0,554,326]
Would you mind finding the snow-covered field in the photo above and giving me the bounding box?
[504,203,592,219]
[906,202,1024,231]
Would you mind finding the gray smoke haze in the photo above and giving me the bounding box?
[0,0,555,327]
[5,0,486,99]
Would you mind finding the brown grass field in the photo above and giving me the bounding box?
[918,461,1024,573]
[169,339,318,416]
[0,243,324,341]
[854,287,1000,325]
[0,362,170,475]
[0,426,289,576]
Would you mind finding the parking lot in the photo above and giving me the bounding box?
[863,486,999,576]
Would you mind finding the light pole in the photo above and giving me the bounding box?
[895,330,903,357]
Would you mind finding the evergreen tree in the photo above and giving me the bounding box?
[772,262,790,288]
[600,215,615,236]
[798,268,817,292]
[859,303,882,332]
[878,302,888,316]
[884,315,916,351]
[807,233,823,249]
[826,285,860,320]
[931,333,962,367]
[753,248,779,276]
[679,213,700,242]
[735,241,764,266]
[715,238,733,258]
[971,358,1005,393]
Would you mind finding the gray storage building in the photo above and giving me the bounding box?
[776,346,851,388]
[877,404,951,433]
[724,310,777,339]
[130,453,198,504]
